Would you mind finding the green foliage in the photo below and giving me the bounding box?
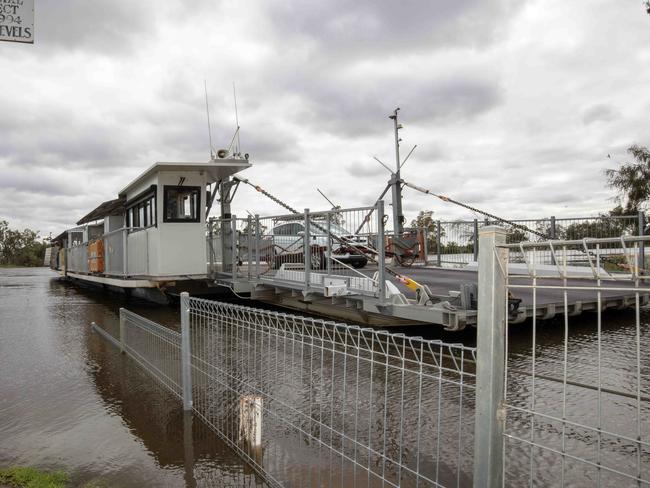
[605,145,650,213]
[0,220,47,267]
[0,466,68,488]
[409,210,443,250]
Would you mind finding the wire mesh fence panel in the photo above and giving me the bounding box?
[501,237,650,487]
[436,215,644,268]
[120,309,183,400]
[187,297,477,488]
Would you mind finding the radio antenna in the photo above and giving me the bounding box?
[233,81,241,154]
[204,80,215,160]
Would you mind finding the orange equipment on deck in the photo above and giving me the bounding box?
[88,239,105,273]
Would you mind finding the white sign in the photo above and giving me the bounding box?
[0,0,33,44]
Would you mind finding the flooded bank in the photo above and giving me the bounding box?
[0,267,267,487]
[1,267,648,486]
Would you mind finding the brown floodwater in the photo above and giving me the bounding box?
[1,267,648,487]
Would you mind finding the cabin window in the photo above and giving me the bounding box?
[126,186,157,229]
[163,186,201,223]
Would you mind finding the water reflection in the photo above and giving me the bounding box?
[2,268,648,487]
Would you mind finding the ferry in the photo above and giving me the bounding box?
[49,153,250,303]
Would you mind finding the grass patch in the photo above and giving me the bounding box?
[0,467,68,488]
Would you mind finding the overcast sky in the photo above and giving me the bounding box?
[1,0,649,236]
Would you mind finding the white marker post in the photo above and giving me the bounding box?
[239,396,262,447]
[0,0,34,44]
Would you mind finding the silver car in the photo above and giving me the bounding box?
[266,221,368,269]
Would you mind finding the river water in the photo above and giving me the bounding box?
[0,267,648,487]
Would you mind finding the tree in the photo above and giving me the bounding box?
[0,220,47,267]
[646,1,650,15]
[410,210,443,250]
[605,145,650,213]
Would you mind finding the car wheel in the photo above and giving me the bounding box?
[351,258,368,269]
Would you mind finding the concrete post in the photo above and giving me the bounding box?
[119,307,125,354]
[638,211,645,274]
[180,292,193,411]
[377,200,386,303]
[436,220,442,267]
[473,226,507,488]
[304,209,311,290]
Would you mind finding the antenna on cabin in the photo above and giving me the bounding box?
[233,82,241,155]
[204,80,215,160]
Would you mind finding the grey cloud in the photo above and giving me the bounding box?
[582,104,620,125]
[283,73,502,139]
[265,0,526,58]
[346,161,389,178]
[0,169,79,196]
[34,0,156,55]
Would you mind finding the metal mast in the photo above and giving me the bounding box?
[389,108,404,235]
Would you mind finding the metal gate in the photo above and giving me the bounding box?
[475,228,650,487]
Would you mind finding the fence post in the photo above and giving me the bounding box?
[180,292,193,411]
[122,228,128,277]
[550,216,557,239]
[247,215,252,281]
[119,307,125,354]
[436,220,442,267]
[473,226,507,488]
[639,211,645,274]
[326,212,332,276]
[473,219,479,262]
[255,215,261,279]
[208,221,214,277]
[377,200,386,304]
[304,209,311,290]
[422,227,429,265]
[231,215,238,282]
[550,216,557,265]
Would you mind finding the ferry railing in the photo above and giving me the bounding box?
[102,226,147,277]
[65,242,89,274]
[433,213,643,268]
[253,203,387,299]
[475,229,650,487]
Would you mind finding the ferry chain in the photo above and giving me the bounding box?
[401,181,547,239]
